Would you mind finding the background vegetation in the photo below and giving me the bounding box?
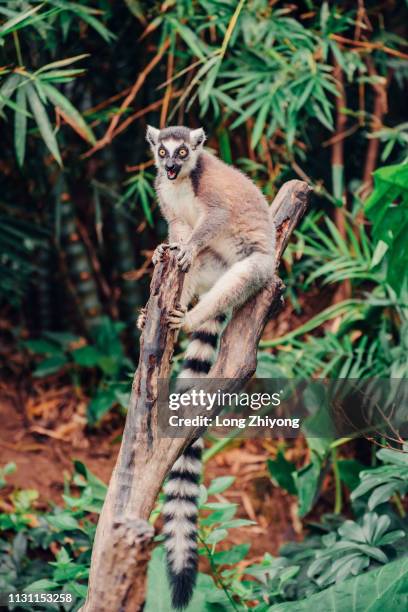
[0,1,407,610]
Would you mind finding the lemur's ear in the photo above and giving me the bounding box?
[190,127,206,149]
[146,125,160,148]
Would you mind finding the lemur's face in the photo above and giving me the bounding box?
[146,126,206,181]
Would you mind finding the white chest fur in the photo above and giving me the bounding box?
[159,178,201,227]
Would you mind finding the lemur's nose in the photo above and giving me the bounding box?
[165,160,175,169]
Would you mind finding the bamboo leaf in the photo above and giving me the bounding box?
[251,100,271,148]
[0,73,20,112]
[123,0,146,24]
[35,54,89,74]
[169,19,207,60]
[0,4,42,37]
[40,81,95,144]
[77,11,116,42]
[14,84,27,166]
[26,83,62,166]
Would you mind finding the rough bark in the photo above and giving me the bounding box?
[81,179,312,612]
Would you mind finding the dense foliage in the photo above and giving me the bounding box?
[0,1,407,610]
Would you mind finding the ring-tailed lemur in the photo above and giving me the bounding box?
[138,125,276,609]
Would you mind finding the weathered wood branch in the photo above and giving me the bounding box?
[81,179,311,612]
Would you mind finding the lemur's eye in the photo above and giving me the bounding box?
[178,148,188,158]
[158,148,166,158]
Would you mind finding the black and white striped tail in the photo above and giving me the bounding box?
[163,316,225,609]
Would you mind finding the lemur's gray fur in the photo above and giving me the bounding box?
[139,125,276,609]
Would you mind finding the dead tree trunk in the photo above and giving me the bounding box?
[81,179,311,612]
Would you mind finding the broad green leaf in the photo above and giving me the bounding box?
[23,339,62,355]
[205,528,228,545]
[337,459,365,491]
[33,354,68,377]
[72,345,102,367]
[269,556,408,611]
[212,543,250,565]
[293,455,322,517]
[87,388,117,423]
[47,513,81,531]
[267,450,297,495]
[377,448,408,466]
[26,83,62,165]
[207,476,235,495]
[368,482,405,510]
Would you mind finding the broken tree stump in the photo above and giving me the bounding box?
[81,179,312,612]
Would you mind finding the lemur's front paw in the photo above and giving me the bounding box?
[137,307,147,331]
[167,304,187,330]
[169,243,196,272]
[152,243,169,265]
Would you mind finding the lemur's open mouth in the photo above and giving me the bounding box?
[166,166,180,180]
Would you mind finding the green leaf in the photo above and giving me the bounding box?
[293,456,322,517]
[206,528,228,545]
[33,354,68,377]
[1,462,16,476]
[212,543,250,565]
[377,448,408,466]
[169,19,207,60]
[0,4,42,37]
[251,100,271,148]
[11,489,38,511]
[221,519,256,529]
[367,482,402,510]
[68,581,88,598]
[43,330,79,348]
[73,461,107,500]
[337,459,366,492]
[269,556,408,611]
[267,450,297,495]
[72,345,101,367]
[0,73,20,112]
[40,81,95,144]
[47,513,80,531]
[36,54,89,73]
[87,388,117,423]
[123,0,146,23]
[24,579,59,592]
[207,476,235,495]
[217,128,233,164]
[26,83,62,165]
[78,11,116,43]
[23,339,62,355]
[14,83,27,166]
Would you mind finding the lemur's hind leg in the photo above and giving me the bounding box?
[167,251,224,331]
[185,251,274,331]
